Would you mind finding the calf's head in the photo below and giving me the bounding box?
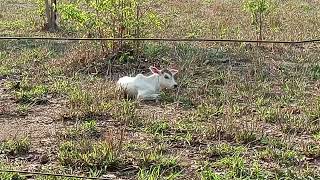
[149,66,179,89]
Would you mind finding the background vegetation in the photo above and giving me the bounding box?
[0,0,320,179]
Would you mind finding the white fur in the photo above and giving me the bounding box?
[117,66,178,100]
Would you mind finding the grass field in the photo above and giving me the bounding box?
[1,0,320,179]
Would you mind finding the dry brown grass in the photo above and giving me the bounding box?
[1,0,320,179]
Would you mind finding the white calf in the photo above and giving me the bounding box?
[117,66,178,100]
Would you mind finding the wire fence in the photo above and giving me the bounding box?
[0,36,320,44]
[0,169,113,179]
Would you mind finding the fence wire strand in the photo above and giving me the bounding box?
[0,169,112,180]
[0,36,320,44]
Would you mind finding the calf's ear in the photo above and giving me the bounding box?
[169,68,178,75]
[149,66,161,74]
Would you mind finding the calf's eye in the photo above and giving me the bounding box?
[164,75,170,79]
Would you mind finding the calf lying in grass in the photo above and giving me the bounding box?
[117,66,178,101]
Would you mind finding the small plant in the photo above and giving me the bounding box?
[58,140,118,169]
[0,166,26,180]
[258,148,300,166]
[137,165,161,180]
[195,103,223,121]
[259,136,288,150]
[258,147,274,162]
[159,92,175,103]
[199,166,223,180]
[303,144,320,159]
[68,88,94,108]
[276,150,300,166]
[235,130,257,144]
[139,151,181,173]
[112,99,138,126]
[0,137,30,156]
[54,0,163,57]
[0,65,13,77]
[313,131,320,141]
[204,143,246,159]
[173,131,193,146]
[310,64,320,80]
[14,84,48,104]
[243,0,273,42]
[16,104,30,115]
[146,119,170,135]
[62,120,100,139]
[258,107,280,123]
[213,155,246,178]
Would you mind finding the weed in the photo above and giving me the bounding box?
[146,119,170,135]
[213,155,246,178]
[310,64,320,80]
[14,84,48,104]
[235,130,257,144]
[160,92,175,103]
[258,147,301,166]
[258,107,280,123]
[259,136,288,150]
[198,166,223,180]
[0,137,30,156]
[137,165,161,180]
[204,143,246,159]
[139,151,181,173]
[16,104,30,115]
[112,99,139,126]
[173,131,193,146]
[62,120,100,139]
[0,65,13,77]
[313,131,320,141]
[195,103,223,121]
[303,143,320,159]
[58,140,118,169]
[258,147,274,162]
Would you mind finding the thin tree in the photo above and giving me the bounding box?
[44,0,58,32]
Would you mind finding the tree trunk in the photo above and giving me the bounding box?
[44,0,58,32]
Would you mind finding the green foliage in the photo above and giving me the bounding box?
[243,0,274,40]
[14,84,48,104]
[62,120,100,139]
[243,0,272,24]
[58,140,118,169]
[205,143,246,158]
[313,131,320,141]
[112,99,138,126]
[310,64,320,80]
[235,130,257,144]
[195,103,223,121]
[0,171,26,180]
[139,151,181,174]
[0,65,13,77]
[137,166,161,180]
[55,0,162,55]
[258,147,301,166]
[146,119,171,135]
[31,0,46,20]
[258,107,280,123]
[213,155,247,178]
[0,137,30,156]
[199,167,223,180]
